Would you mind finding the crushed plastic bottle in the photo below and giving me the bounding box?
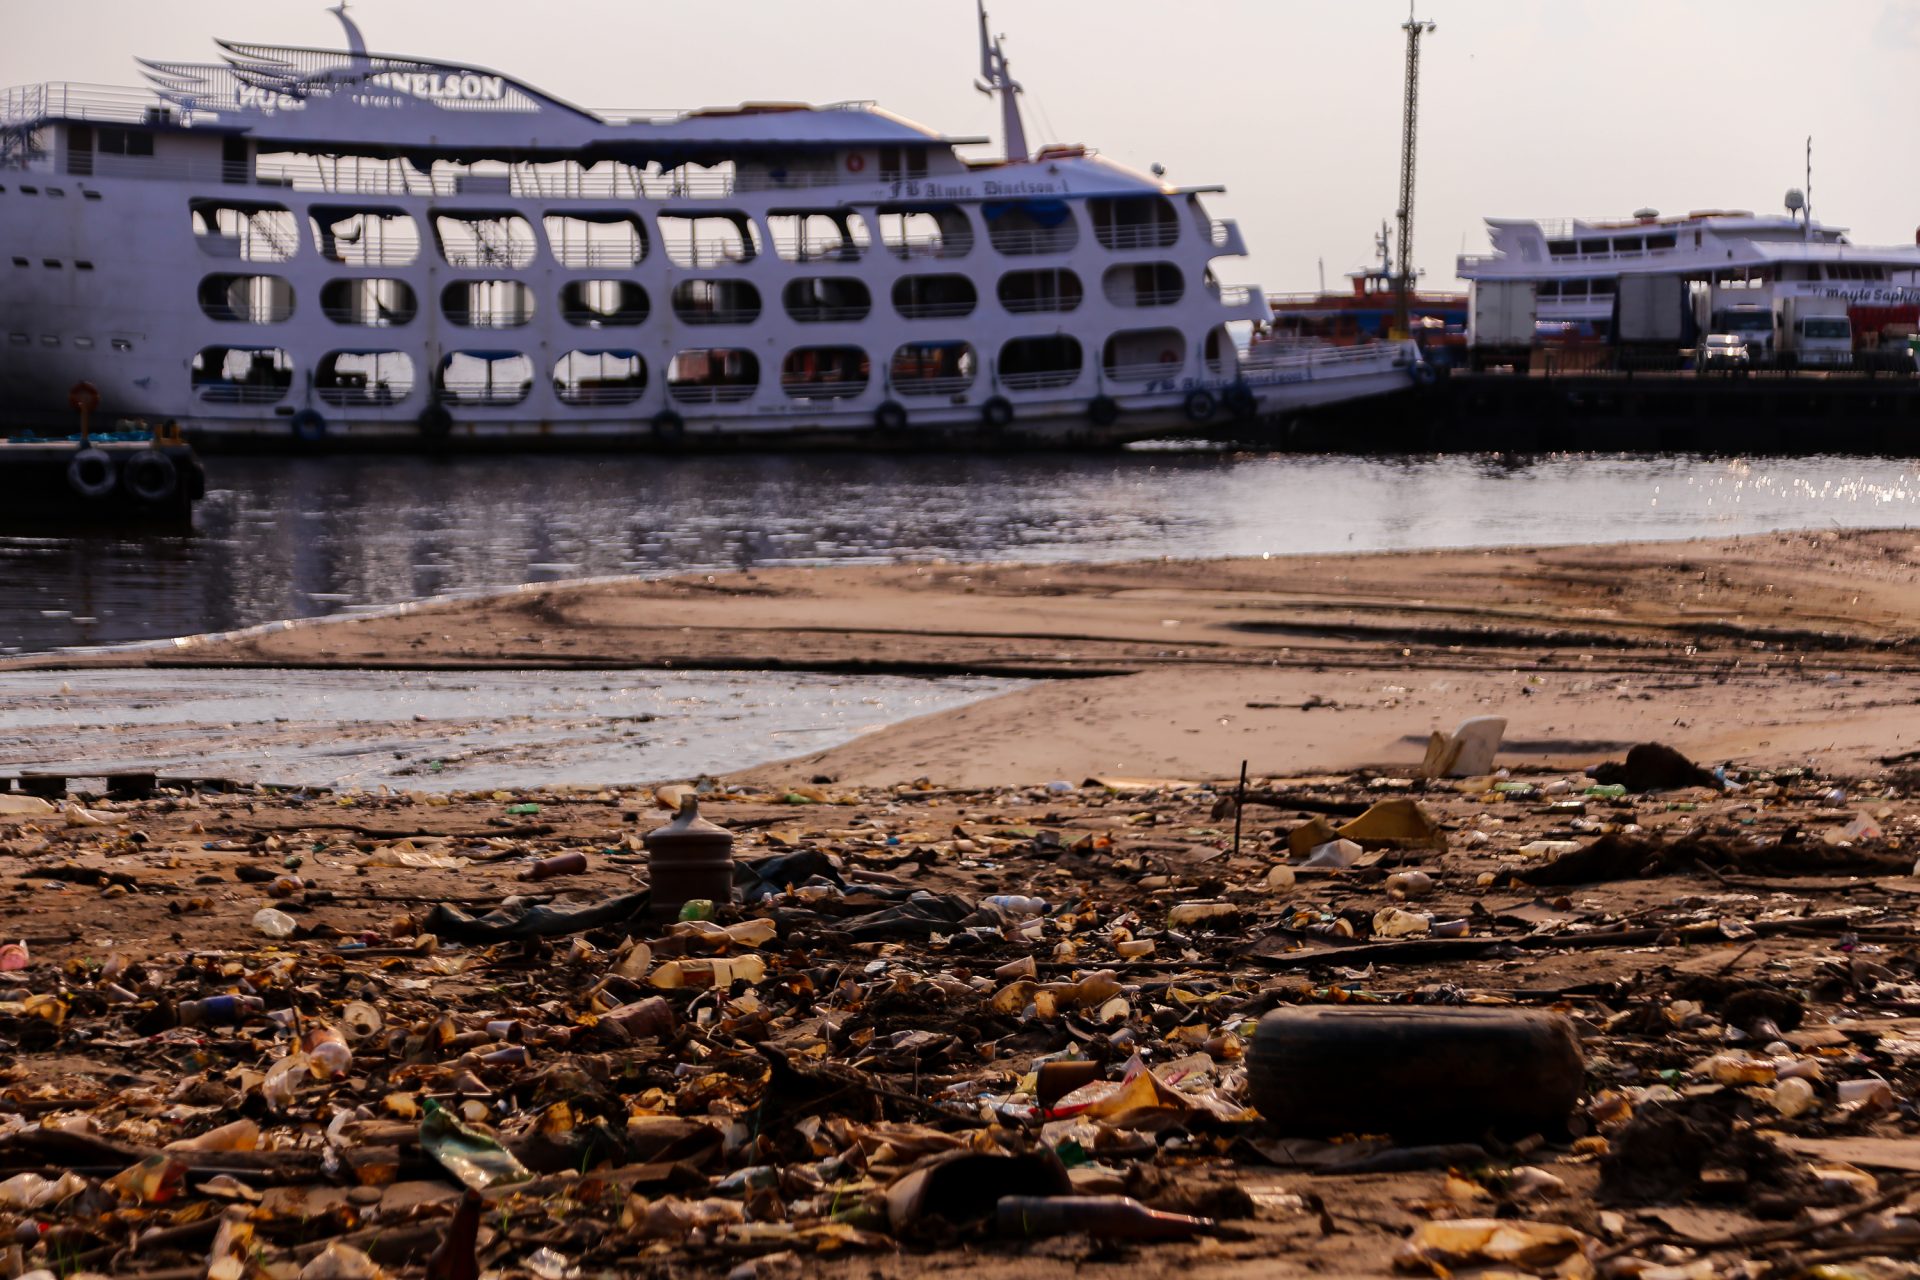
[521,852,588,881]
[252,908,297,939]
[419,1098,531,1190]
[1373,907,1432,938]
[981,895,1048,918]
[1773,1076,1818,1118]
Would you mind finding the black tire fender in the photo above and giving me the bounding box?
[1183,389,1218,424]
[121,450,179,504]
[1087,395,1120,427]
[66,447,117,499]
[874,400,908,433]
[981,396,1014,430]
[651,410,687,444]
[417,405,454,440]
[290,408,327,443]
[1222,381,1259,420]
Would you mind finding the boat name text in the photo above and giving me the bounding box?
[888,179,1063,199]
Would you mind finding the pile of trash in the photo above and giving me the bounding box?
[0,742,1914,1276]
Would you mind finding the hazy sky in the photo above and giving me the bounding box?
[7,1,1919,292]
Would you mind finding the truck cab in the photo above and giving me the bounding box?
[1707,304,1775,364]
[1776,296,1853,368]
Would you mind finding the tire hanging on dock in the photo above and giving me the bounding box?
[120,450,179,505]
[65,447,117,499]
[290,409,328,444]
[651,410,686,445]
[417,405,453,441]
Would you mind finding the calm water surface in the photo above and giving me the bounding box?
[5,451,1918,654]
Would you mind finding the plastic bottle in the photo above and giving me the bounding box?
[995,1196,1215,1241]
[302,1024,353,1077]
[982,895,1048,918]
[418,1098,531,1190]
[252,908,297,939]
[426,1189,482,1280]
[178,994,267,1026]
[164,1118,260,1153]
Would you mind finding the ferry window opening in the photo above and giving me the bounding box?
[768,210,871,264]
[1547,240,1575,257]
[312,208,421,267]
[890,341,977,395]
[1102,262,1183,308]
[878,147,928,183]
[317,351,416,407]
[657,212,761,269]
[891,274,977,319]
[191,346,292,404]
[985,200,1079,257]
[553,350,647,406]
[667,348,761,403]
[1102,328,1185,381]
[96,128,154,157]
[1647,234,1677,251]
[198,274,296,324]
[783,277,872,324]
[1090,197,1179,252]
[441,279,537,329]
[438,352,535,407]
[561,280,650,328]
[671,279,763,326]
[191,200,301,264]
[1577,239,1606,255]
[543,212,648,269]
[780,346,872,400]
[998,268,1083,314]
[321,278,418,328]
[878,205,973,260]
[432,212,538,270]
[998,334,1083,390]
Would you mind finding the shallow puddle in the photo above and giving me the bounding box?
[0,668,1025,791]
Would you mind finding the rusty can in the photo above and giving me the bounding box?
[643,795,735,920]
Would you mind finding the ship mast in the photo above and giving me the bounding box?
[975,2,1029,164]
[1393,3,1435,338]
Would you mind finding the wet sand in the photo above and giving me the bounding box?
[11,527,1920,789]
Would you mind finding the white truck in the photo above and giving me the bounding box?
[1774,295,1853,368]
[1468,280,1537,372]
[1694,289,1776,363]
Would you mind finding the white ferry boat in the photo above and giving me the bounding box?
[0,6,1419,449]
[1458,207,1920,343]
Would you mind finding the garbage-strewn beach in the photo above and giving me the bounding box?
[2,529,1919,1278]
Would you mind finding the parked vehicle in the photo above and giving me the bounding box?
[1775,296,1853,368]
[1698,334,1751,371]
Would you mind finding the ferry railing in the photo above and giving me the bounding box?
[1210,285,1254,307]
[1094,223,1179,252]
[779,378,869,400]
[892,374,975,397]
[1124,287,1186,307]
[317,383,414,408]
[556,384,648,406]
[663,238,758,269]
[0,82,197,128]
[771,235,867,263]
[1000,296,1081,315]
[884,234,973,261]
[987,226,1079,256]
[673,306,762,327]
[894,299,976,320]
[1000,368,1080,391]
[667,383,758,405]
[549,243,646,269]
[786,305,872,324]
[320,304,412,327]
[1103,360,1184,383]
[194,381,291,405]
[439,383,533,406]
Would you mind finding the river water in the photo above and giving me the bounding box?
[5,450,1919,655]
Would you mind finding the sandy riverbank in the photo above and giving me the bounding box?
[7,527,1920,787]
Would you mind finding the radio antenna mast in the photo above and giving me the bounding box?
[975,2,1029,164]
[1394,3,1436,338]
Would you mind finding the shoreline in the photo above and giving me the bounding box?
[6,526,1918,788]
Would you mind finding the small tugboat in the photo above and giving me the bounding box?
[0,382,205,526]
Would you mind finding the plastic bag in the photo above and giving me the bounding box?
[419,1098,531,1190]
